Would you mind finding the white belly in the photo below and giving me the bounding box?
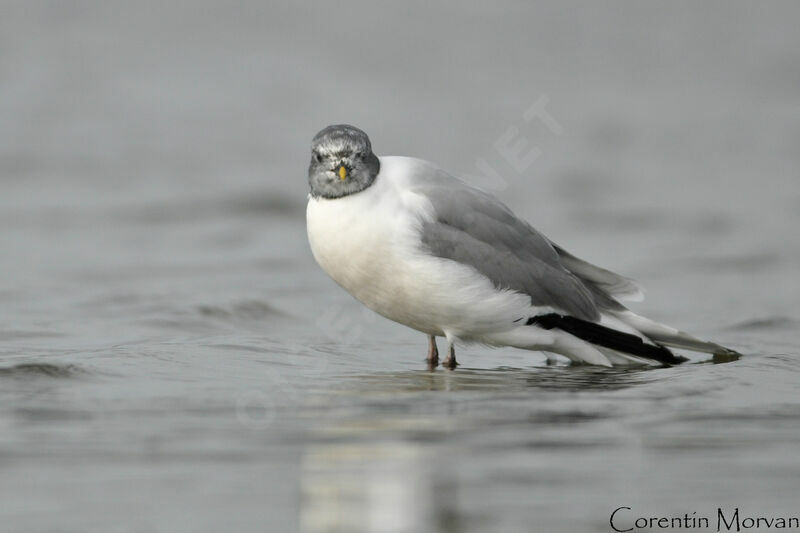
[306,177,532,338]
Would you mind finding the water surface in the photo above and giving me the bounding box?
[2,2,799,532]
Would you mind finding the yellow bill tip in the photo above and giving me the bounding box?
[338,166,347,180]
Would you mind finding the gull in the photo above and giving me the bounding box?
[305,124,739,369]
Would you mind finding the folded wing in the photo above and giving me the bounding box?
[410,164,637,322]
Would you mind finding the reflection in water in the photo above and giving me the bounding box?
[300,441,449,533]
[341,365,659,394]
[298,365,662,533]
[296,357,756,532]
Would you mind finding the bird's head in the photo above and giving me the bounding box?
[308,124,380,199]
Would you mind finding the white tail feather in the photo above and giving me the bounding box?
[595,347,662,367]
[481,327,613,367]
[612,310,740,356]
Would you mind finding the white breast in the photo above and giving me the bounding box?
[306,156,533,338]
[306,174,405,314]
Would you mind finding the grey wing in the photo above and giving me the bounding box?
[549,244,643,303]
[413,171,605,321]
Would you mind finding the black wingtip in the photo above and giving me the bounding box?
[527,313,686,366]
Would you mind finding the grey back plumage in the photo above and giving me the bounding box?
[410,161,635,321]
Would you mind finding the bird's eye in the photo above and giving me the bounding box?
[313,152,323,163]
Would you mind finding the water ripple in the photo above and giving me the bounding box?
[726,316,798,331]
[0,362,83,378]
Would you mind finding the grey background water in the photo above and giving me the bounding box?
[2,2,799,532]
